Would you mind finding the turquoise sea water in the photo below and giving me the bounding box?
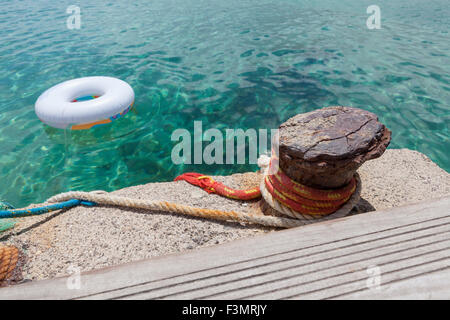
[0,0,449,207]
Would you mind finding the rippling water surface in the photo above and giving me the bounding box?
[0,0,449,207]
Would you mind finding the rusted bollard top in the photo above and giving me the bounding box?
[278,106,391,189]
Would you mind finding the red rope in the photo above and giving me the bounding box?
[175,167,356,215]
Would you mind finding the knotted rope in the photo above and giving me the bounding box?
[175,155,361,225]
[257,155,361,223]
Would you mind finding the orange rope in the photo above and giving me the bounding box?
[174,173,261,201]
[0,245,19,283]
[174,164,357,216]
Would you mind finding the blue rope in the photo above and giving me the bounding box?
[0,200,15,210]
[0,199,96,219]
[1,201,17,232]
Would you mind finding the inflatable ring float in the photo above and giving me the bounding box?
[35,76,134,130]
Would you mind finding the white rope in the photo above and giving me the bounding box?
[47,191,307,228]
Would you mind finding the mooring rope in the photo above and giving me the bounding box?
[0,158,362,285]
[176,155,359,215]
[0,199,95,219]
[0,201,17,233]
[255,154,361,222]
[0,157,360,229]
[46,191,308,228]
[0,246,19,283]
[259,167,361,223]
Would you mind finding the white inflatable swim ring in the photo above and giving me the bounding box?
[35,76,134,130]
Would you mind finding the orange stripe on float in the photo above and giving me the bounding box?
[71,118,112,130]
